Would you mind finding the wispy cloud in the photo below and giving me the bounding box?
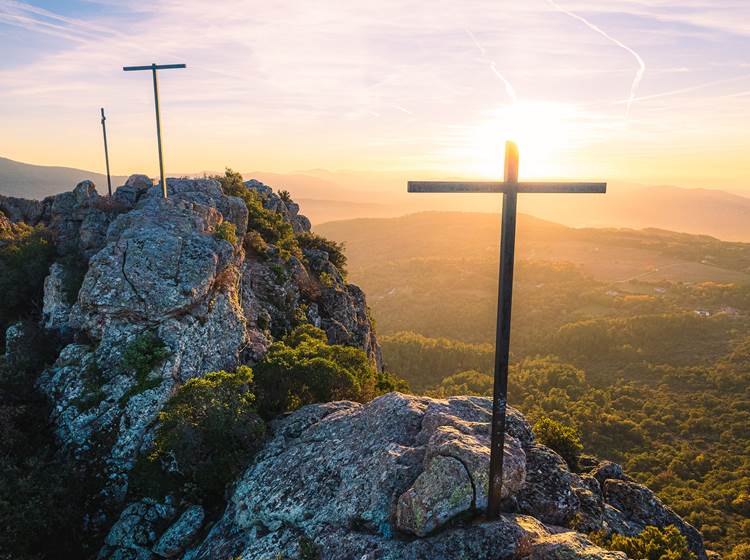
[465,28,517,104]
[546,0,646,117]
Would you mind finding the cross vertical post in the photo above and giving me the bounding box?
[487,141,519,517]
[152,65,166,199]
[100,107,112,197]
[123,62,186,198]
[407,141,605,520]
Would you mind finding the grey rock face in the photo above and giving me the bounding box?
[187,392,697,560]
[42,262,73,332]
[99,498,177,560]
[603,479,706,559]
[113,175,153,209]
[0,194,49,224]
[28,177,380,546]
[3,321,29,364]
[153,505,205,558]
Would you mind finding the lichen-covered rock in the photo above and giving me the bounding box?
[113,175,153,209]
[396,454,474,536]
[397,422,526,536]
[528,531,627,559]
[0,193,49,224]
[99,498,177,560]
[42,262,73,332]
[516,443,582,526]
[603,479,706,559]
[3,320,29,364]
[590,460,632,487]
[152,505,205,558]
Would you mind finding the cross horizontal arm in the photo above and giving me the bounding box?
[407,181,606,194]
[123,63,187,71]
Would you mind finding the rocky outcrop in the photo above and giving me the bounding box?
[9,175,380,536]
[189,393,705,560]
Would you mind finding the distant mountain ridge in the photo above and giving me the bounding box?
[2,156,748,240]
[0,156,127,198]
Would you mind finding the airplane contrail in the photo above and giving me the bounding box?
[466,29,518,104]
[546,0,645,116]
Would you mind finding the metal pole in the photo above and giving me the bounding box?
[487,140,519,518]
[100,108,113,197]
[151,64,167,198]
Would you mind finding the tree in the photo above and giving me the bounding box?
[533,416,583,470]
[134,367,264,509]
[254,325,396,419]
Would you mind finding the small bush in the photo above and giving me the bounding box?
[133,367,264,509]
[0,223,56,338]
[214,221,238,245]
[0,343,91,559]
[319,271,334,288]
[432,370,493,397]
[592,525,696,560]
[122,332,170,377]
[213,168,299,259]
[296,232,347,274]
[728,543,750,560]
[533,416,583,470]
[254,325,381,419]
[120,332,170,404]
[244,230,269,257]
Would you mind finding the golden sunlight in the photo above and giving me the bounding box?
[463,101,591,178]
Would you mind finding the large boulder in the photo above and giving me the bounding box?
[186,392,703,560]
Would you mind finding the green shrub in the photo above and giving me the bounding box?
[592,525,696,560]
[120,332,170,404]
[533,416,583,470]
[213,168,299,259]
[122,332,170,377]
[431,370,494,397]
[296,232,347,275]
[214,221,238,245]
[0,343,91,559]
[319,271,334,288]
[0,223,56,339]
[133,367,264,508]
[728,543,750,560]
[254,325,383,419]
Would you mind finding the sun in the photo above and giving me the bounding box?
[459,101,589,179]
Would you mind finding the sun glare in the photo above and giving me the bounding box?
[461,101,587,179]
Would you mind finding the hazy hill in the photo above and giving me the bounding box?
[317,211,750,285]
[4,156,749,240]
[0,156,127,198]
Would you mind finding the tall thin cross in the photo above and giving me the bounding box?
[123,63,186,198]
[408,141,606,518]
[100,108,112,197]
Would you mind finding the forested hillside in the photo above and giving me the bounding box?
[318,212,750,556]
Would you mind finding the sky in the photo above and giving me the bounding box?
[1,0,749,190]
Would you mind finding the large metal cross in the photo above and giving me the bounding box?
[408,141,606,518]
[123,63,186,198]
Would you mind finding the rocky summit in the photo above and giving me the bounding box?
[0,176,706,560]
[188,392,705,560]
